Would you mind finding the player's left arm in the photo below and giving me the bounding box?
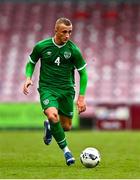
[72,45,88,113]
[77,67,88,113]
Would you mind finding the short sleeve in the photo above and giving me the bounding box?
[29,44,40,64]
[73,46,87,71]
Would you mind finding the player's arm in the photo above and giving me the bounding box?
[72,45,88,113]
[77,67,88,113]
[23,60,36,95]
[23,44,40,95]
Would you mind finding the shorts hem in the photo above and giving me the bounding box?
[42,105,58,111]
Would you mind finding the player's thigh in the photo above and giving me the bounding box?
[59,115,72,131]
[59,92,75,118]
[38,88,59,122]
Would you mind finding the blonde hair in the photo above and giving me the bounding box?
[55,17,72,30]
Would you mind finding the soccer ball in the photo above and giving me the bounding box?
[80,147,101,168]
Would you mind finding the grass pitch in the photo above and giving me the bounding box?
[0,130,140,179]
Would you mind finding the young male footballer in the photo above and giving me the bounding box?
[23,17,88,166]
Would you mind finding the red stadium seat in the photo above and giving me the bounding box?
[0,1,139,107]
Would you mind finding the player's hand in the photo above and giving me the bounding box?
[77,95,86,114]
[23,78,33,95]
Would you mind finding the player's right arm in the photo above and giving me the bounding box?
[23,44,40,95]
[23,61,35,95]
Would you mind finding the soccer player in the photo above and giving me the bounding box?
[23,17,88,166]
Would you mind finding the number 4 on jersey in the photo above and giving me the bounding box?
[54,57,60,66]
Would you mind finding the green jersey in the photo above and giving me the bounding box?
[29,38,87,90]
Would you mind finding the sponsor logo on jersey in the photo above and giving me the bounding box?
[64,51,71,59]
[43,99,49,105]
[46,51,52,56]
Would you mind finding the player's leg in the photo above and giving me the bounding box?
[59,115,75,165]
[44,107,67,149]
[39,88,67,149]
[57,91,75,165]
[58,90,74,131]
[38,88,54,145]
[44,107,75,165]
[59,115,72,131]
[38,88,75,165]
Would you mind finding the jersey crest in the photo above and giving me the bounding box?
[43,99,49,105]
[64,51,71,59]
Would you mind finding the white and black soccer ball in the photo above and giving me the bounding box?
[80,147,101,168]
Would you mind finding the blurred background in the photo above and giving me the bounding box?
[0,0,140,130]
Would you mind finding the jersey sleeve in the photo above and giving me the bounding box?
[72,46,87,71]
[29,44,40,64]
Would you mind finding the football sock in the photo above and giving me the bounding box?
[63,146,70,154]
[50,121,67,149]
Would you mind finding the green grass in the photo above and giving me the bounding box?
[0,103,45,128]
[0,130,140,179]
[0,103,79,129]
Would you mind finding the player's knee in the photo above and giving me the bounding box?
[48,113,59,123]
[44,110,58,123]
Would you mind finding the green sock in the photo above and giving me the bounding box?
[50,121,67,149]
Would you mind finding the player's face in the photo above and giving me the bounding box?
[55,23,72,45]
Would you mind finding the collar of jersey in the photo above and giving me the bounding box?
[52,38,66,48]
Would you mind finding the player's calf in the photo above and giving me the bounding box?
[62,125,72,131]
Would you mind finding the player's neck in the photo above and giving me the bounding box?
[54,36,64,45]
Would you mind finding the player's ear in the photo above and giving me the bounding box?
[55,27,58,34]
[55,24,58,33]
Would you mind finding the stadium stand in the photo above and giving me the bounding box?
[0,1,140,106]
